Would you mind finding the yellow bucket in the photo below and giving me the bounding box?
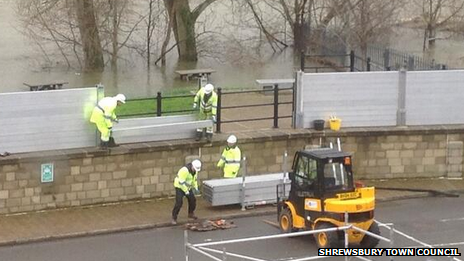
[329,118,342,131]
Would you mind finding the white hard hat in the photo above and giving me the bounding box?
[115,94,126,104]
[204,84,214,94]
[227,135,237,144]
[192,159,202,172]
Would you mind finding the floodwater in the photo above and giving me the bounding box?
[1,0,464,98]
[0,0,294,98]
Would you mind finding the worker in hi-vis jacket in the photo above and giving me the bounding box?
[90,94,126,149]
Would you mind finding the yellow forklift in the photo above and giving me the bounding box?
[277,148,380,248]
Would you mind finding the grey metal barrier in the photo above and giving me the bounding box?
[112,115,213,144]
[0,87,99,153]
[203,152,291,210]
[295,70,464,129]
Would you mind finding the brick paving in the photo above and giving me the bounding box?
[0,177,462,246]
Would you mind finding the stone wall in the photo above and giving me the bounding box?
[0,126,463,214]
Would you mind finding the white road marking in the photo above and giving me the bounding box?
[408,242,464,248]
[440,217,464,223]
[376,220,462,261]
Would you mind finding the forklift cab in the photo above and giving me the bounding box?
[291,148,354,197]
[286,148,355,217]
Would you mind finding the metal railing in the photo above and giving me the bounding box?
[364,45,447,71]
[122,85,294,132]
[301,51,358,72]
[302,48,448,73]
[184,217,395,261]
[120,92,196,118]
[216,86,294,132]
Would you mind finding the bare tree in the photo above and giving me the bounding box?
[75,0,104,71]
[164,0,218,62]
[251,0,350,53]
[345,0,402,61]
[412,0,464,59]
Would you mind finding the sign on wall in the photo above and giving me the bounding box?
[41,163,54,183]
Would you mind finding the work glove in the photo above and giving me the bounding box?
[113,118,119,123]
[193,188,200,195]
[192,103,197,109]
[212,115,217,123]
[185,190,190,195]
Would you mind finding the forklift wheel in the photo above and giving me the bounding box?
[360,222,380,248]
[279,208,294,233]
[315,223,340,248]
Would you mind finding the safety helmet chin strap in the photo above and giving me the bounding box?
[186,163,196,174]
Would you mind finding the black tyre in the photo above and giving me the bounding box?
[279,207,294,233]
[360,222,381,248]
[314,223,341,248]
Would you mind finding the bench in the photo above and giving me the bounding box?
[24,82,69,91]
[175,68,216,81]
[256,79,295,94]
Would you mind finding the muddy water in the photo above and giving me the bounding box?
[2,0,463,98]
[0,0,295,98]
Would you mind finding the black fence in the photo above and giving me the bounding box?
[216,86,294,132]
[121,93,195,118]
[301,50,358,72]
[313,29,448,72]
[122,85,294,132]
[301,49,447,73]
[364,45,447,71]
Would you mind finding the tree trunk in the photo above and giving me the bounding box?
[174,0,197,61]
[426,25,436,60]
[165,0,217,62]
[293,22,303,52]
[147,0,155,67]
[111,0,119,68]
[75,0,104,72]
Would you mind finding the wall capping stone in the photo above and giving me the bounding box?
[2,125,464,164]
[0,125,463,214]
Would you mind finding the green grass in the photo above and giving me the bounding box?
[116,85,257,118]
[116,92,195,118]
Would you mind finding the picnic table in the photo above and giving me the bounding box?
[175,68,216,81]
[24,81,69,91]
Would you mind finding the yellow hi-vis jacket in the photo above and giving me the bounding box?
[90,97,118,128]
[194,88,218,115]
[173,166,198,194]
[217,146,241,178]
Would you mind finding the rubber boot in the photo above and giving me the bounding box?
[195,131,202,141]
[206,133,213,143]
[99,141,109,150]
[108,137,119,147]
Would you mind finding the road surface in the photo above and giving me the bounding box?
[0,196,463,261]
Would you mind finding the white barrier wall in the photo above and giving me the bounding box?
[0,87,211,153]
[0,88,98,153]
[406,70,464,125]
[112,115,213,144]
[296,70,464,128]
[298,71,399,128]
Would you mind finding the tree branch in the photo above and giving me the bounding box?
[192,0,217,21]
